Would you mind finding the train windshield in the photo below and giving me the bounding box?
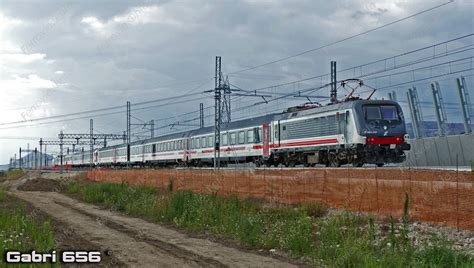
[364,105,399,121]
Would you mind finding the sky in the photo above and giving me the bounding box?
[0,0,473,164]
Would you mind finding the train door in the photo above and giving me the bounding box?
[141,145,145,163]
[183,138,190,162]
[262,123,270,157]
[113,148,117,164]
[337,111,349,143]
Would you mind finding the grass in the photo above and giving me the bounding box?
[0,188,56,267]
[66,180,474,267]
[0,169,26,181]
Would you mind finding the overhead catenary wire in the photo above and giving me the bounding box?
[0,78,213,127]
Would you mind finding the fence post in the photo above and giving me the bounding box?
[263,166,266,201]
[430,170,435,220]
[456,154,459,230]
[248,168,251,198]
[375,167,379,213]
[323,169,327,204]
[347,165,351,209]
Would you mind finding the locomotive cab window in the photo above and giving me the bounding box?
[380,105,399,120]
[364,105,399,121]
[364,106,382,120]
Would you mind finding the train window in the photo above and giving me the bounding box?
[222,133,228,146]
[246,130,254,143]
[364,106,382,120]
[201,137,206,148]
[230,132,236,145]
[258,128,262,142]
[254,128,261,143]
[208,136,213,147]
[380,106,399,120]
[196,138,200,148]
[238,131,245,144]
[191,138,195,149]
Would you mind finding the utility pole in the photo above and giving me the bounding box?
[222,76,231,123]
[44,145,47,167]
[150,120,155,138]
[200,103,204,128]
[90,119,94,169]
[456,76,472,134]
[27,143,30,168]
[19,147,22,169]
[126,101,131,167]
[214,56,222,170]
[34,147,38,169]
[39,138,43,169]
[59,131,64,167]
[330,61,337,103]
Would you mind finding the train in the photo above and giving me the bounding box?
[62,98,411,168]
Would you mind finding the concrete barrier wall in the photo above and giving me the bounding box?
[406,134,474,167]
[87,168,474,230]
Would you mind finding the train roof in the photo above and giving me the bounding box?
[98,112,283,151]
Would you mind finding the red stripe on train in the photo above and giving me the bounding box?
[253,138,338,150]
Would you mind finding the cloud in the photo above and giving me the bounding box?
[0,0,472,163]
[0,52,46,64]
[0,12,23,34]
[81,5,185,37]
[0,74,56,92]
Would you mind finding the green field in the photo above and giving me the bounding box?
[66,180,473,267]
[0,188,56,267]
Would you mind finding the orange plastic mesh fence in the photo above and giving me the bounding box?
[87,168,474,230]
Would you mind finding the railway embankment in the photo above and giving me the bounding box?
[87,167,474,230]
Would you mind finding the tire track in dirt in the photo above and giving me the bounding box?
[11,190,196,267]
[54,200,227,268]
[9,179,295,267]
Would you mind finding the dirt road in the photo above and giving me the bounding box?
[5,173,295,267]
